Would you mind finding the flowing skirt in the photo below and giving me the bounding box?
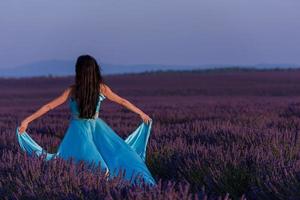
[16,117,156,186]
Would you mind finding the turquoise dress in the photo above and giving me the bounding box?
[15,93,156,186]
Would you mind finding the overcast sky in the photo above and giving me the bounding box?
[0,0,300,69]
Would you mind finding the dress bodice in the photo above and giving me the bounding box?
[69,93,106,119]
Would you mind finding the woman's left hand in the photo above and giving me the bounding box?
[18,120,29,134]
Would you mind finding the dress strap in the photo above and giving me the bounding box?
[99,93,106,101]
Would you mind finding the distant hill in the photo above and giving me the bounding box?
[0,60,204,77]
[0,60,299,77]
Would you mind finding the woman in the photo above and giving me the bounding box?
[16,54,156,186]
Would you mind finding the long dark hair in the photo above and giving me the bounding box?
[73,55,104,118]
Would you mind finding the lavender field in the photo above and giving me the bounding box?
[1,69,300,199]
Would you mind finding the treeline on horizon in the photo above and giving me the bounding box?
[1,66,300,79]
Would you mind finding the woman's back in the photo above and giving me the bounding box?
[69,90,106,120]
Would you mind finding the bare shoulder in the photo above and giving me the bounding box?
[69,84,75,91]
[99,82,110,95]
[99,82,125,104]
[64,84,75,98]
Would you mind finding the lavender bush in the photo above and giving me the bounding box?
[1,69,300,199]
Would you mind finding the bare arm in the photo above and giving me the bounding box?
[18,86,72,133]
[100,83,152,123]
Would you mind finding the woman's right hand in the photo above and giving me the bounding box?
[139,113,152,124]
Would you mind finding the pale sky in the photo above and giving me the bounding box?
[0,0,300,69]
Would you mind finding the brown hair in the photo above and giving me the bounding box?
[73,55,104,118]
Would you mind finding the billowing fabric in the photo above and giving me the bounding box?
[16,93,156,186]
